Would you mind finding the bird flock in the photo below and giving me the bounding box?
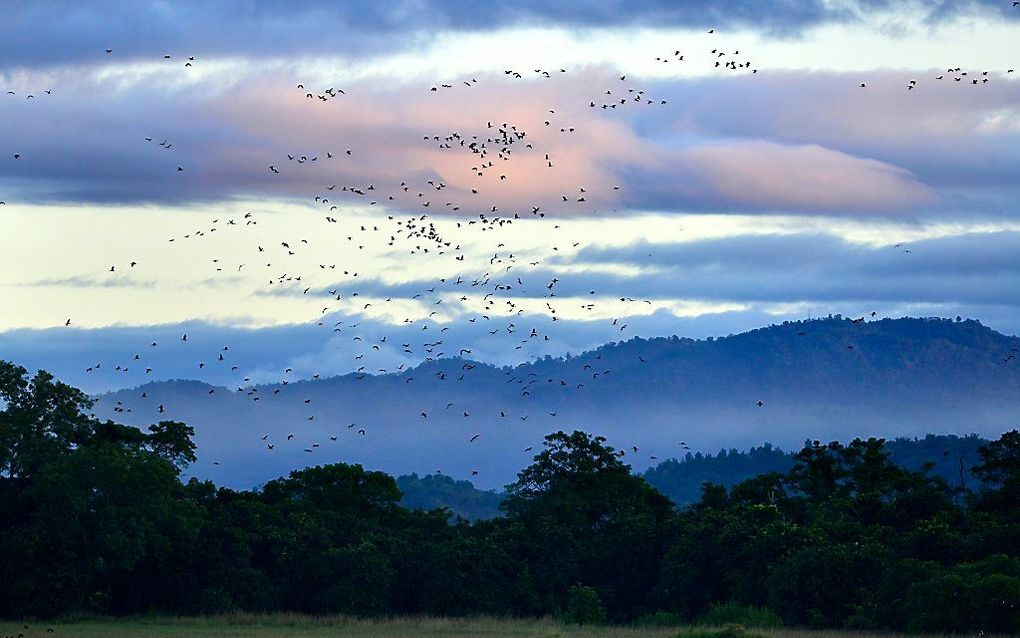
[4,14,1019,478]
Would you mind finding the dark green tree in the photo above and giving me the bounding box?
[501,431,675,621]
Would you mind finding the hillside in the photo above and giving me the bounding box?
[396,473,503,521]
[94,316,1020,488]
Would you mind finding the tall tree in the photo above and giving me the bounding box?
[502,431,675,620]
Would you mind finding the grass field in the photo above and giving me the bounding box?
[0,615,985,638]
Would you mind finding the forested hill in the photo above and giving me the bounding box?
[396,473,503,521]
[643,434,989,506]
[399,434,991,519]
[95,316,1020,489]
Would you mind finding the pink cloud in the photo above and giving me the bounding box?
[190,69,655,213]
[3,65,977,216]
[188,69,946,215]
[677,140,935,212]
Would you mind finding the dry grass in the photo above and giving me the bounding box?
[0,615,988,638]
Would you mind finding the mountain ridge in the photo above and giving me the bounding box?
[93,316,1020,488]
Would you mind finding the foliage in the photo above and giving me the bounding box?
[2,359,1020,633]
[899,555,1020,633]
[503,431,676,621]
[634,611,685,627]
[396,472,503,521]
[644,434,987,507]
[564,585,608,625]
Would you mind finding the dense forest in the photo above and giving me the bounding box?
[399,434,989,520]
[2,359,1019,632]
[643,434,988,506]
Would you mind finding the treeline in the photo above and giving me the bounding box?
[2,360,1019,632]
[399,435,985,521]
[644,434,988,506]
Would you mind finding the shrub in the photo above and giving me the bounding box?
[635,611,685,627]
[563,585,607,625]
[700,602,783,628]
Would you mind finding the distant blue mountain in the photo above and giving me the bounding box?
[94,316,1020,489]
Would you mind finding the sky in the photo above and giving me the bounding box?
[1,0,1019,395]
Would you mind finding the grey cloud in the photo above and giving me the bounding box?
[2,2,1014,70]
[567,231,1020,306]
[619,71,1020,218]
[251,229,1020,312]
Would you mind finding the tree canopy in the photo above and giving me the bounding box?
[2,360,1018,632]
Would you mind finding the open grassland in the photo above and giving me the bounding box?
[0,616,996,638]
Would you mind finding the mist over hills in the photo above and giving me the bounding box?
[93,316,1020,489]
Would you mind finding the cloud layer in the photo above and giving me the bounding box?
[3,65,1018,219]
[2,1,1015,69]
